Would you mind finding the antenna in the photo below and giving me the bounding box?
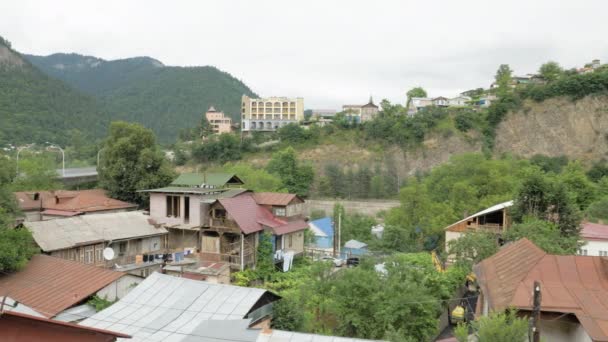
[103,247,115,261]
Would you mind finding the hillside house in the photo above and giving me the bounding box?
[407,97,433,116]
[579,221,608,256]
[141,173,247,251]
[432,96,449,107]
[444,200,513,253]
[205,106,233,134]
[474,239,608,342]
[448,95,472,107]
[14,189,137,222]
[0,255,141,321]
[202,192,308,270]
[25,211,168,275]
[308,217,334,249]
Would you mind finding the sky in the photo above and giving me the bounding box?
[1,0,607,110]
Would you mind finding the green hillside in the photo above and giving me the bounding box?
[26,53,257,143]
[0,37,109,146]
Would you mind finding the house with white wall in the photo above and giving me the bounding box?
[579,221,608,256]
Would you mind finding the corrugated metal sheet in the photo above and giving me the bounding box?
[170,173,243,187]
[26,211,168,252]
[272,220,309,235]
[444,200,513,232]
[219,194,277,234]
[257,330,378,342]
[80,272,271,341]
[474,239,608,341]
[253,193,302,206]
[0,255,124,318]
[581,222,608,240]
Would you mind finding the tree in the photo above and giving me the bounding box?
[0,227,39,272]
[586,197,608,222]
[255,232,275,279]
[223,162,286,193]
[504,218,581,254]
[466,310,528,342]
[512,168,582,237]
[494,64,513,96]
[538,61,564,82]
[558,161,597,210]
[98,121,176,206]
[11,155,62,192]
[406,87,428,107]
[447,232,498,268]
[267,147,314,197]
[199,115,213,139]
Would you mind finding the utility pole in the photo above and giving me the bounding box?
[337,212,341,258]
[530,281,541,342]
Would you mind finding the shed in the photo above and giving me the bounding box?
[343,239,368,256]
[308,217,333,249]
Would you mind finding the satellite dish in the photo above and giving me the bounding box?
[103,248,115,261]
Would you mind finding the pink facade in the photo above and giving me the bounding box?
[205,107,232,134]
[149,192,201,226]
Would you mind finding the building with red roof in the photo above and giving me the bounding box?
[580,221,608,257]
[474,238,608,342]
[202,192,308,270]
[0,310,130,342]
[14,189,137,222]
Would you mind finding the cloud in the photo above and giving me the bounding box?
[1,0,607,109]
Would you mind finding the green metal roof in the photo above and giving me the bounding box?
[170,173,244,187]
[138,187,221,195]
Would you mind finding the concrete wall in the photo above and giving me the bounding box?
[96,274,142,301]
[445,231,463,253]
[281,230,305,254]
[150,193,201,226]
[304,199,400,217]
[540,319,593,342]
[580,239,608,256]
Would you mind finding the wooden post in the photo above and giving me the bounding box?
[530,281,541,342]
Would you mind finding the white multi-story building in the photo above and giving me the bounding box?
[241,95,304,132]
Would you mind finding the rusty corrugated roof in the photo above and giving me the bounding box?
[581,222,608,241]
[1,310,131,339]
[14,189,136,213]
[474,239,608,341]
[253,192,303,206]
[0,255,125,318]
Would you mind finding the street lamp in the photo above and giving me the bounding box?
[97,147,105,169]
[16,144,35,176]
[45,142,65,177]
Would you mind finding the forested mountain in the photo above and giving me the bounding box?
[0,37,109,146]
[26,53,257,143]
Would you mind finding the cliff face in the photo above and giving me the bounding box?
[495,95,608,161]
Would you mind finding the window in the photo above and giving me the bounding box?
[273,207,286,217]
[579,249,588,256]
[184,196,190,223]
[84,246,94,264]
[95,244,104,263]
[119,241,127,256]
[600,251,608,256]
[288,234,293,248]
[166,195,181,217]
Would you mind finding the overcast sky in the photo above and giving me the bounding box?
[1,0,607,109]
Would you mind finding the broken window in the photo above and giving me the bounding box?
[166,195,181,217]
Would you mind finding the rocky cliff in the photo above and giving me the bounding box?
[494,95,608,161]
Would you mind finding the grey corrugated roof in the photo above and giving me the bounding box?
[257,330,379,342]
[26,211,168,251]
[80,272,269,341]
[0,297,45,318]
[344,240,367,249]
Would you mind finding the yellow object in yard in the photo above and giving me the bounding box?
[466,273,476,283]
[431,251,444,273]
[452,305,465,322]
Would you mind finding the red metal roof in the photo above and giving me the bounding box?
[219,194,276,234]
[272,219,309,235]
[474,239,608,341]
[0,255,125,318]
[14,189,136,213]
[581,222,608,241]
[252,192,303,206]
[0,310,131,339]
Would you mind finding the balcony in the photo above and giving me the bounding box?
[208,218,241,233]
[466,223,503,234]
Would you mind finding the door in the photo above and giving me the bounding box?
[202,234,220,253]
[184,196,190,224]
